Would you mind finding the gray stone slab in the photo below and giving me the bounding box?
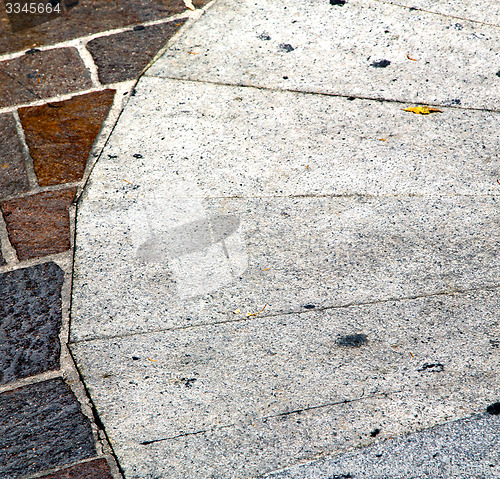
[380,0,500,26]
[0,262,64,385]
[264,412,500,479]
[70,288,500,478]
[146,0,500,110]
[77,78,500,199]
[71,78,500,341]
[0,378,97,478]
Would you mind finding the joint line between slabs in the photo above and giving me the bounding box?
[144,75,500,113]
[68,283,500,345]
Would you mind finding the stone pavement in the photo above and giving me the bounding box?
[0,1,209,478]
[1,0,500,478]
[67,0,500,477]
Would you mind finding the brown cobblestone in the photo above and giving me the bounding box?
[38,458,114,479]
[18,90,116,186]
[0,0,188,55]
[87,19,187,84]
[1,188,76,260]
[0,48,92,109]
[0,112,30,199]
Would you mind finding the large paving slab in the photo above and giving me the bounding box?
[379,0,500,26]
[70,2,500,477]
[71,78,500,341]
[146,0,500,110]
[264,411,500,479]
[71,288,500,477]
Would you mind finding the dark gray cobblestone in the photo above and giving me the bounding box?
[0,378,97,479]
[0,262,64,385]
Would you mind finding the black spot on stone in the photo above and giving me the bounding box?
[330,0,347,5]
[283,76,289,79]
[25,48,41,54]
[279,43,295,53]
[133,153,143,158]
[303,304,316,309]
[347,96,356,100]
[134,25,146,31]
[454,23,463,30]
[107,155,117,159]
[370,428,381,437]
[486,402,500,415]
[418,363,444,373]
[328,474,353,479]
[131,88,137,96]
[496,70,500,78]
[132,356,140,360]
[180,378,197,388]
[337,334,367,348]
[370,59,391,68]
[409,6,417,10]
[258,33,271,40]
[450,99,461,105]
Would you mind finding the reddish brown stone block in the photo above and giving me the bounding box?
[38,458,114,479]
[18,90,116,186]
[87,19,187,84]
[1,188,76,260]
[0,112,30,199]
[0,48,92,109]
[0,0,187,55]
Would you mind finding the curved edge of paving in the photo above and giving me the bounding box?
[263,409,500,479]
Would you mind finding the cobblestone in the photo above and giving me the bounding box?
[0,113,30,199]
[87,20,187,84]
[18,90,116,186]
[1,188,76,260]
[0,48,92,109]
[0,262,64,385]
[0,378,96,479]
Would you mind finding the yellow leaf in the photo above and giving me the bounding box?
[404,106,442,115]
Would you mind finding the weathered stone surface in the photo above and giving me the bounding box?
[147,0,500,110]
[38,458,114,479]
[0,48,92,109]
[70,288,500,478]
[264,413,500,479]
[18,90,116,186]
[1,188,76,260]
[87,20,187,84]
[0,262,64,385]
[0,0,187,55]
[0,113,30,199]
[0,378,96,479]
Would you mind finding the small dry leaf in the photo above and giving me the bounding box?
[404,106,442,115]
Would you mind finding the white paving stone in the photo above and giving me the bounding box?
[147,0,500,110]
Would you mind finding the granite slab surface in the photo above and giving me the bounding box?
[146,0,500,110]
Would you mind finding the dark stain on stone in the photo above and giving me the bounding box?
[409,6,417,11]
[496,70,500,78]
[328,474,353,479]
[133,153,143,158]
[347,96,356,100]
[134,25,146,31]
[370,428,381,437]
[337,333,367,348]
[418,363,444,373]
[486,402,500,415]
[450,99,461,105]
[279,43,295,53]
[180,378,197,388]
[258,33,271,40]
[330,0,347,5]
[370,59,391,68]
[303,304,316,309]
[283,76,289,79]
[132,356,140,360]
[26,48,41,54]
